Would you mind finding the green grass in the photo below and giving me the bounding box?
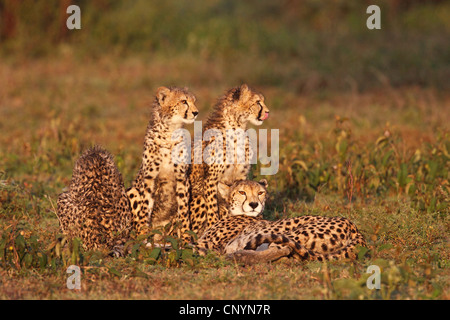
[0,0,449,300]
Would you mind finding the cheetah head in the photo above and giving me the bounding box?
[223,84,270,126]
[155,86,199,125]
[218,179,268,217]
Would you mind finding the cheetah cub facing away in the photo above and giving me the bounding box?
[127,86,198,238]
[189,84,270,236]
[197,180,367,264]
[57,146,133,254]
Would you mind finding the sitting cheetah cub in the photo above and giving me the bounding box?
[197,180,367,264]
[127,87,198,238]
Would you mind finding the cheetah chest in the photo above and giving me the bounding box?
[149,147,179,227]
[155,148,177,200]
[157,148,175,179]
[220,164,243,185]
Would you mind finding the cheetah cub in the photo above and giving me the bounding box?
[57,146,133,254]
[189,84,270,236]
[197,180,367,264]
[127,86,198,238]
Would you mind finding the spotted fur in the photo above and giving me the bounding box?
[189,84,270,237]
[57,146,132,254]
[196,180,367,264]
[126,87,198,239]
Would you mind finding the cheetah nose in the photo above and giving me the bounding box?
[192,111,199,117]
[249,202,259,209]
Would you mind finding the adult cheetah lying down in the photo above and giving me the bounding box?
[196,180,367,264]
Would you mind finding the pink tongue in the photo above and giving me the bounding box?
[261,112,269,120]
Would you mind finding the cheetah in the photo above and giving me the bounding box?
[57,146,133,254]
[126,86,198,239]
[189,84,270,237]
[216,178,268,218]
[196,180,367,264]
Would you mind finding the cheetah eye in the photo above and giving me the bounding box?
[181,100,188,105]
[238,191,246,195]
[258,191,265,195]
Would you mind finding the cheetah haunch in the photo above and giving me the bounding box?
[57,146,133,254]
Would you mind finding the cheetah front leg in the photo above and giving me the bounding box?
[226,245,292,265]
[204,164,224,229]
[126,187,143,232]
[143,176,157,219]
[127,156,161,235]
[224,232,312,264]
[174,163,191,241]
[225,232,340,262]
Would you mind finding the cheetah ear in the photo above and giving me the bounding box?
[232,86,242,101]
[217,182,230,198]
[238,84,252,102]
[232,84,250,101]
[156,86,170,103]
[258,179,268,189]
[240,83,249,92]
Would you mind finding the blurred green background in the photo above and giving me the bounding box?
[1,0,449,92]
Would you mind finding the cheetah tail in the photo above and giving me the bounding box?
[312,234,368,261]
